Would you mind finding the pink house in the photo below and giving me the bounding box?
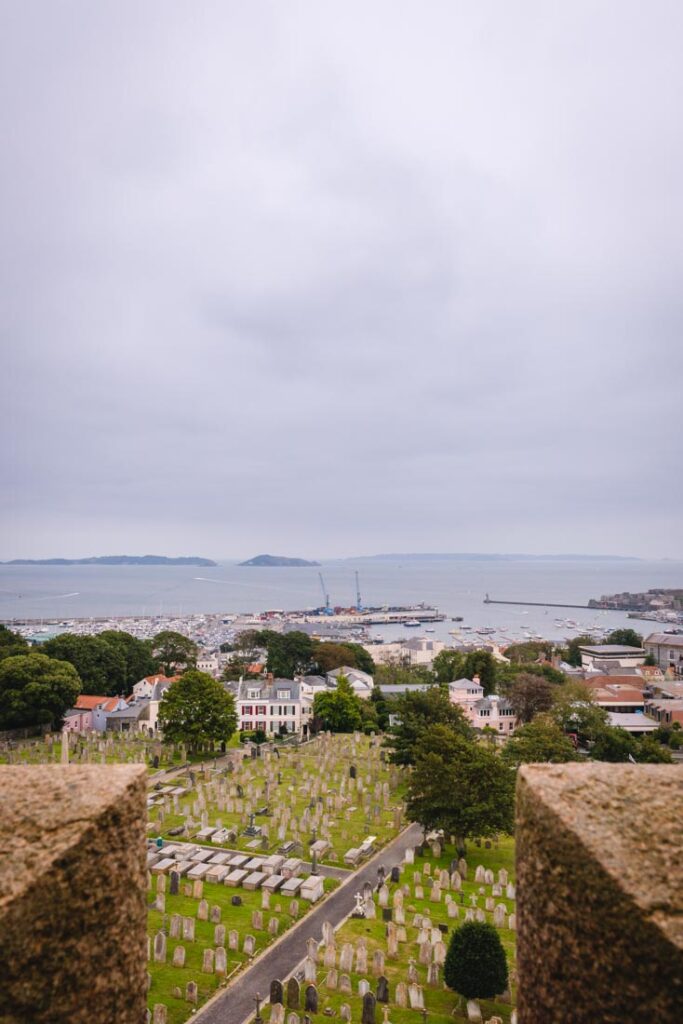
[448,677,517,737]
[63,708,93,732]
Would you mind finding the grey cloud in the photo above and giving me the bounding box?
[1,1,682,559]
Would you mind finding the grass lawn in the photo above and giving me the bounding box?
[148,876,339,1024]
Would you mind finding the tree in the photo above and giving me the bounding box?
[42,634,126,696]
[98,630,156,688]
[153,631,198,676]
[495,660,567,693]
[433,648,465,683]
[503,640,554,665]
[0,625,29,661]
[312,675,362,733]
[550,681,608,742]
[462,650,497,695]
[508,674,554,723]
[311,641,373,675]
[606,628,643,648]
[564,635,596,668]
[158,670,237,752]
[375,661,436,687]
[636,736,673,763]
[589,726,637,762]
[502,716,579,767]
[386,686,472,765]
[406,726,515,846]
[0,653,81,730]
[256,630,313,678]
[369,683,390,731]
[444,922,508,1000]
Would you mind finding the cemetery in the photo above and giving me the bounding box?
[147,733,406,867]
[260,837,517,1024]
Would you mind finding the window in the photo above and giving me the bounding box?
[242,705,253,716]
[270,706,275,715]
[248,689,260,699]
[256,705,267,716]
[277,689,291,699]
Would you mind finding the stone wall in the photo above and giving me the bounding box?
[0,764,148,1024]
[516,763,683,1023]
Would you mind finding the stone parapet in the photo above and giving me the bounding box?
[516,763,683,1023]
[0,764,148,1024]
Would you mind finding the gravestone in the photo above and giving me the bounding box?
[287,977,301,1009]
[339,974,352,994]
[376,976,389,1003]
[271,979,284,1005]
[362,991,376,1024]
[153,932,166,963]
[215,947,227,976]
[169,870,180,895]
[304,985,318,1013]
[395,982,408,1008]
[186,982,198,1004]
[202,949,214,973]
[172,945,186,967]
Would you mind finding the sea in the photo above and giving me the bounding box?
[1,558,681,644]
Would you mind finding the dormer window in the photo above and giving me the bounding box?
[248,689,260,699]
[277,689,291,699]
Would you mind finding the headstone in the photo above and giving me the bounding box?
[376,976,389,1003]
[228,929,239,950]
[172,945,186,967]
[466,1000,482,1022]
[372,949,385,976]
[271,1007,285,1024]
[197,899,209,921]
[153,932,167,963]
[427,963,440,987]
[304,956,317,982]
[215,947,227,976]
[215,924,226,946]
[271,979,284,1005]
[395,982,407,1007]
[182,917,195,941]
[152,1005,167,1024]
[362,992,376,1024]
[243,934,256,955]
[185,982,198,1004]
[339,974,352,995]
[202,948,214,973]
[340,1005,351,1022]
[287,977,301,1009]
[169,914,182,939]
[408,983,424,1009]
[304,985,318,1013]
[169,870,180,895]
[325,969,338,990]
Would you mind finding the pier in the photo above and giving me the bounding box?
[483,594,592,610]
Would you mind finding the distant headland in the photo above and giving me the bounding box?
[239,554,320,567]
[1,555,218,566]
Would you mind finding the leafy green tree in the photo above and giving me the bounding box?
[312,675,362,733]
[257,630,313,677]
[503,640,554,664]
[386,686,472,765]
[502,715,579,766]
[644,653,657,667]
[563,635,596,668]
[589,726,637,762]
[444,922,508,1000]
[152,631,198,676]
[508,673,554,723]
[0,653,81,729]
[158,670,237,752]
[462,650,497,695]
[635,736,673,763]
[374,660,436,687]
[550,681,608,742]
[605,628,643,648]
[406,726,515,846]
[433,648,465,683]
[98,630,156,688]
[311,641,374,675]
[0,625,29,660]
[369,683,390,730]
[495,659,567,693]
[42,634,126,696]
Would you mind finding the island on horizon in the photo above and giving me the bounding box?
[1,555,218,566]
[239,553,320,567]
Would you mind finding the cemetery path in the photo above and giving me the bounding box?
[196,822,424,1024]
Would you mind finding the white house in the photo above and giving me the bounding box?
[448,677,517,736]
[326,666,374,698]
[643,633,683,677]
[196,653,220,677]
[579,644,645,671]
[235,678,313,737]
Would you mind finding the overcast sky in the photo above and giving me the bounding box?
[2,2,682,560]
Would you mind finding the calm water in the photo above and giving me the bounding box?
[0,558,681,642]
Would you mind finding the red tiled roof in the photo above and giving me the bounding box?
[75,695,111,710]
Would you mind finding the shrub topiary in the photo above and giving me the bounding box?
[444,921,508,1000]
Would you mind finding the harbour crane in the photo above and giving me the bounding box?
[355,570,362,611]
[318,572,332,614]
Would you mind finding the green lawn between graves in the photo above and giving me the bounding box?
[148,876,339,1024]
[261,837,517,1024]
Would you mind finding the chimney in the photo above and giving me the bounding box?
[266,672,274,683]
